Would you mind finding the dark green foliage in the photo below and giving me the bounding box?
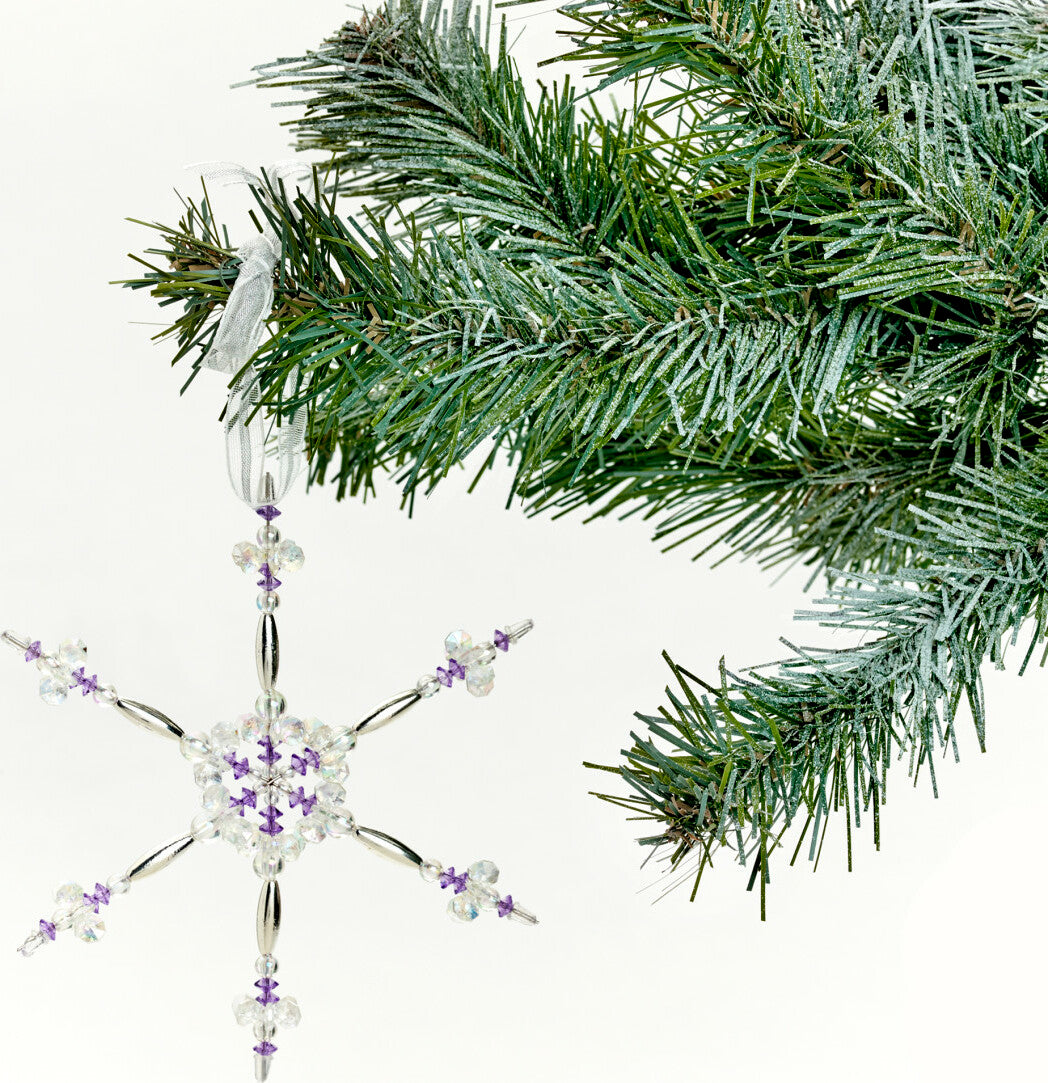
[122,0,1048,914]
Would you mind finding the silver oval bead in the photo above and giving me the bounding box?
[115,699,185,742]
[353,825,422,868]
[256,880,281,956]
[353,689,420,735]
[125,834,195,882]
[255,614,279,691]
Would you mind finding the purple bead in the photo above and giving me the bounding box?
[24,640,42,663]
[438,867,468,893]
[255,505,281,521]
[290,754,307,776]
[254,979,280,1006]
[497,895,514,918]
[448,659,466,680]
[494,629,509,652]
[436,667,453,688]
[257,737,282,766]
[303,747,321,770]
[93,883,111,907]
[224,753,250,780]
[39,919,56,941]
[438,867,457,889]
[253,1041,278,1057]
[257,563,282,591]
[259,804,284,836]
[71,668,98,695]
[230,788,257,815]
[259,821,284,837]
[288,787,318,816]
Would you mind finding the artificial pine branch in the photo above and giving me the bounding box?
[122,0,1048,914]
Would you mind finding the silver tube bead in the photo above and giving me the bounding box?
[353,689,421,735]
[353,826,423,868]
[256,880,281,956]
[114,699,185,742]
[124,834,195,883]
[255,614,279,692]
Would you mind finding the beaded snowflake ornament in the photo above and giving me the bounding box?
[5,496,536,1080]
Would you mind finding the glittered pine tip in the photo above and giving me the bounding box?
[256,506,281,522]
[253,1041,278,1057]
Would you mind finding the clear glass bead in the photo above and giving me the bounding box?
[274,540,305,572]
[318,759,349,784]
[253,848,284,881]
[416,675,441,698]
[253,1021,276,1042]
[105,874,131,895]
[54,882,84,906]
[274,997,301,1028]
[209,722,240,754]
[448,895,480,922]
[51,907,75,931]
[180,733,211,761]
[315,782,346,807]
[444,629,473,659]
[257,524,281,547]
[92,682,118,707]
[232,542,264,574]
[233,995,263,1026]
[255,691,286,719]
[474,643,497,665]
[190,814,219,841]
[219,816,257,854]
[298,816,328,844]
[472,883,501,910]
[257,591,280,613]
[39,677,68,706]
[279,832,305,862]
[193,762,222,788]
[466,665,495,698]
[467,860,499,885]
[307,722,333,747]
[202,783,231,813]
[323,729,357,754]
[326,810,356,836]
[73,910,105,943]
[419,861,443,883]
[57,637,88,668]
[275,716,304,743]
[255,954,278,977]
[238,713,263,741]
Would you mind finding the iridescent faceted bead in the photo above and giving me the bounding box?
[275,716,304,743]
[274,540,305,572]
[54,882,84,906]
[219,816,257,854]
[39,677,68,706]
[190,814,219,841]
[279,832,305,862]
[467,860,499,885]
[209,722,240,754]
[298,816,328,844]
[253,848,285,881]
[232,542,264,574]
[233,995,264,1026]
[255,691,286,720]
[315,782,346,807]
[73,910,105,943]
[51,907,75,931]
[448,895,480,922]
[466,665,495,697]
[444,630,473,659]
[419,861,443,883]
[238,713,264,741]
[323,729,357,754]
[318,759,349,784]
[472,883,502,910]
[202,783,231,813]
[305,721,333,747]
[193,762,223,788]
[274,997,302,1028]
[57,637,88,668]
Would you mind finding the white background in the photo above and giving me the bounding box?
[0,3,1044,1082]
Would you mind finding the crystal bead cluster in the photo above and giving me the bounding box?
[4,493,537,1080]
[3,633,118,708]
[419,859,537,924]
[15,876,127,957]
